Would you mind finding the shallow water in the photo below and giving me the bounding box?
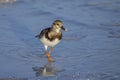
[0,0,120,80]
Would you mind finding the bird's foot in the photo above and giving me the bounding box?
[48,57,54,62]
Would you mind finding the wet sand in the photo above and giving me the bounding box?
[0,0,120,80]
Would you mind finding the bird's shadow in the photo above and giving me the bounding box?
[32,61,65,77]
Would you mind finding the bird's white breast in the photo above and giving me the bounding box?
[40,35,60,47]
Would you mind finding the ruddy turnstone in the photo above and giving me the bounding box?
[36,20,67,62]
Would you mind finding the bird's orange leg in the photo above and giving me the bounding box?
[45,51,54,62]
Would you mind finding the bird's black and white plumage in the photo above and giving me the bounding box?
[36,20,67,62]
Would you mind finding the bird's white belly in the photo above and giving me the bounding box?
[40,36,60,47]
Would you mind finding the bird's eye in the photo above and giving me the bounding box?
[57,24,59,25]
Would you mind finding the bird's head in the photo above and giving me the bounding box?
[52,20,67,33]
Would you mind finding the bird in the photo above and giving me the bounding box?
[35,20,67,62]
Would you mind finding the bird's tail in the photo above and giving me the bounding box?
[35,34,40,38]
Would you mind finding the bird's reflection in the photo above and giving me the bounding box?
[32,61,61,77]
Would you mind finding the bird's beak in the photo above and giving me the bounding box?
[61,26,67,31]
